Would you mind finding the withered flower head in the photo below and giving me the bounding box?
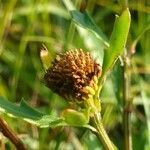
[44,49,101,101]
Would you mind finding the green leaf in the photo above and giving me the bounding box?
[102,8,131,76]
[62,0,108,64]
[70,10,109,48]
[0,96,43,120]
[34,115,66,128]
[0,96,66,128]
[0,97,96,129]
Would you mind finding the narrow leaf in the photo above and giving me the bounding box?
[102,8,131,75]
[70,10,109,48]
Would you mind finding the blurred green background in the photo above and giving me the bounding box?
[0,0,150,149]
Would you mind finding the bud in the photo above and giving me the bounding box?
[44,49,101,101]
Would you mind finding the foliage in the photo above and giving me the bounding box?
[0,0,150,150]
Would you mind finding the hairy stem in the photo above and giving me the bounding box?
[0,117,27,150]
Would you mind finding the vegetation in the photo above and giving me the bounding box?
[0,0,150,150]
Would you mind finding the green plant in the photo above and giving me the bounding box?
[0,4,130,150]
[0,0,150,150]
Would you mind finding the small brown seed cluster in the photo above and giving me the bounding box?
[44,49,101,101]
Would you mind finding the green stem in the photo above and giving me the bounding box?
[120,0,128,9]
[123,56,132,150]
[86,97,116,150]
[91,113,116,150]
[123,109,132,150]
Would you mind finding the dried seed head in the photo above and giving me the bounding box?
[44,49,101,101]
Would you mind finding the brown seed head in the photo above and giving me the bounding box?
[44,49,101,101]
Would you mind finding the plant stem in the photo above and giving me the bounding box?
[120,0,128,9]
[122,56,132,150]
[91,113,116,150]
[0,117,27,150]
[86,97,116,149]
